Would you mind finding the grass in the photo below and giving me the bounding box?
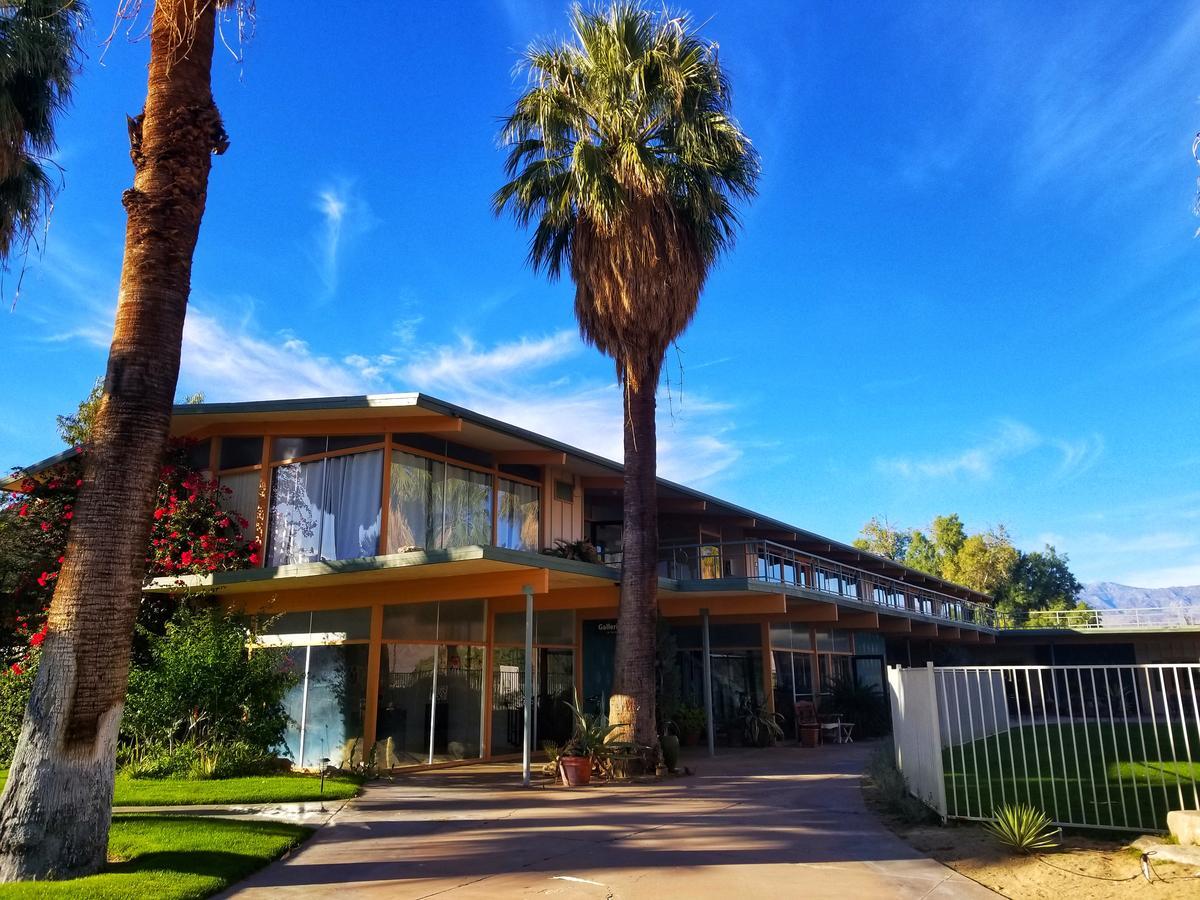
[0,771,364,806]
[0,815,310,899]
[945,722,1200,831]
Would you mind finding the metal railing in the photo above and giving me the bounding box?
[889,663,1200,833]
[658,539,997,628]
[998,606,1200,631]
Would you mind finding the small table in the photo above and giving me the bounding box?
[819,720,855,744]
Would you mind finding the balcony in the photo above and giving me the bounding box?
[997,606,1200,631]
[657,539,998,629]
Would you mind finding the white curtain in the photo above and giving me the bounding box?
[320,450,382,560]
[267,449,382,566]
[219,470,261,531]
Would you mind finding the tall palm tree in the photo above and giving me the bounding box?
[0,0,228,881]
[0,0,86,264]
[494,1,758,747]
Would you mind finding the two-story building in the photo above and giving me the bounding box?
[140,392,1012,769]
[12,391,1199,771]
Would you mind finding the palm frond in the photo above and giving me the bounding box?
[0,0,87,266]
[494,0,759,387]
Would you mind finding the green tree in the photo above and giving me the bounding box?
[494,1,758,745]
[905,529,940,576]
[942,525,1018,596]
[997,544,1084,623]
[54,377,102,446]
[853,516,909,560]
[0,0,230,880]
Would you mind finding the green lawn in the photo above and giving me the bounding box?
[0,815,309,899]
[945,722,1200,831]
[0,771,363,806]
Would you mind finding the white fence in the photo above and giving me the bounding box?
[887,663,1200,832]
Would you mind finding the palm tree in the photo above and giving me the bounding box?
[0,0,85,264]
[0,0,228,881]
[494,1,758,746]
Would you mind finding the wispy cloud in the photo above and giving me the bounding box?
[878,419,1102,482]
[312,181,374,299]
[180,308,371,400]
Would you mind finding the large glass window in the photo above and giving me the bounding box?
[267,448,382,566]
[271,609,370,769]
[491,609,575,755]
[376,600,487,765]
[387,452,494,552]
[496,478,540,551]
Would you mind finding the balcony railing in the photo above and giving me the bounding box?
[657,539,998,628]
[997,606,1200,630]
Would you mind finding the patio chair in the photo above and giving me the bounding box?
[794,700,819,746]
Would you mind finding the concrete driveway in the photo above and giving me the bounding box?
[222,742,998,899]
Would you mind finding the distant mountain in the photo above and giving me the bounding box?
[1081,582,1200,610]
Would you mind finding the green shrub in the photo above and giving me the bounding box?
[0,651,38,764]
[120,605,297,778]
[985,803,1060,853]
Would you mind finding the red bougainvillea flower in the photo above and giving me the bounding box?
[180,550,194,566]
[17,504,27,517]
[10,664,22,676]
[153,508,165,520]
[248,552,261,565]
[30,629,46,648]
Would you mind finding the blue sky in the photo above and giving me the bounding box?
[2,0,1198,588]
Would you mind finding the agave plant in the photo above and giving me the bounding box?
[563,693,622,759]
[985,803,1060,853]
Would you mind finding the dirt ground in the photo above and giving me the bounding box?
[863,784,1200,898]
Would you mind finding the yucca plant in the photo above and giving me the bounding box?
[985,803,1060,853]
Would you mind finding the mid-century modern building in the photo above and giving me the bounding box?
[12,392,1200,770]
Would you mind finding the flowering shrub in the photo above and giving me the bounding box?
[147,457,261,579]
[0,441,265,768]
[0,441,260,667]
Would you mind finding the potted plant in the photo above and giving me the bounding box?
[673,704,706,746]
[659,723,680,773]
[560,696,619,786]
[738,696,784,747]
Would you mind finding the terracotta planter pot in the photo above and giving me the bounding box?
[799,723,820,748]
[682,730,701,747]
[560,755,592,786]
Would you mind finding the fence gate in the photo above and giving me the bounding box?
[886,663,947,817]
[888,663,1200,833]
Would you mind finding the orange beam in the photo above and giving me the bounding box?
[877,615,912,634]
[659,593,787,617]
[785,600,839,623]
[232,568,550,614]
[837,611,880,630]
[910,621,939,637]
[183,415,463,440]
[494,450,567,466]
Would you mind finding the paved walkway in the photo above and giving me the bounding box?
[222,743,998,899]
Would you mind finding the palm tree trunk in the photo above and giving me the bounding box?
[608,371,660,748]
[0,1,223,881]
